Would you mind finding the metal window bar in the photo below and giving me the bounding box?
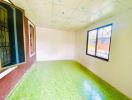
[0,6,11,67]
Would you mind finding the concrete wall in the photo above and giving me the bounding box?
[36,27,76,61]
[0,17,36,100]
[75,9,132,98]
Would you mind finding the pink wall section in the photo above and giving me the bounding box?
[0,17,36,100]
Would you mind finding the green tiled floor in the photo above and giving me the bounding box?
[7,61,130,100]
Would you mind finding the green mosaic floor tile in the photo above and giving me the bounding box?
[7,61,130,100]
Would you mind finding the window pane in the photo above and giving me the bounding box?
[87,29,97,55]
[0,6,11,67]
[0,2,26,68]
[96,25,112,59]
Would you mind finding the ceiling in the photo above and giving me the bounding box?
[6,0,132,31]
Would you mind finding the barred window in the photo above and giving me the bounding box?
[0,6,11,67]
[0,2,25,70]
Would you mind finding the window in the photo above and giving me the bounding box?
[86,24,112,61]
[0,6,11,66]
[0,2,25,70]
[28,20,36,57]
[87,29,97,56]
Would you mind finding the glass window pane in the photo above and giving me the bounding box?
[0,6,11,67]
[87,29,97,55]
[96,25,112,60]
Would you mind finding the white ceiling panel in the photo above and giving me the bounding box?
[5,0,132,31]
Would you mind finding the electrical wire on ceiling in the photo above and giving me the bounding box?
[1,0,15,6]
[8,0,15,5]
[8,0,16,7]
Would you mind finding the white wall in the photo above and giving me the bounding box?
[75,9,132,98]
[36,27,76,61]
[36,9,132,99]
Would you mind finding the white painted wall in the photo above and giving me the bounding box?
[75,9,132,98]
[36,27,76,61]
[36,9,132,99]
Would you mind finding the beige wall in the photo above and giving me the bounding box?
[36,27,76,61]
[36,9,132,98]
[75,10,132,98]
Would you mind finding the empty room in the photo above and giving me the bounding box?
[0,0,132,100]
